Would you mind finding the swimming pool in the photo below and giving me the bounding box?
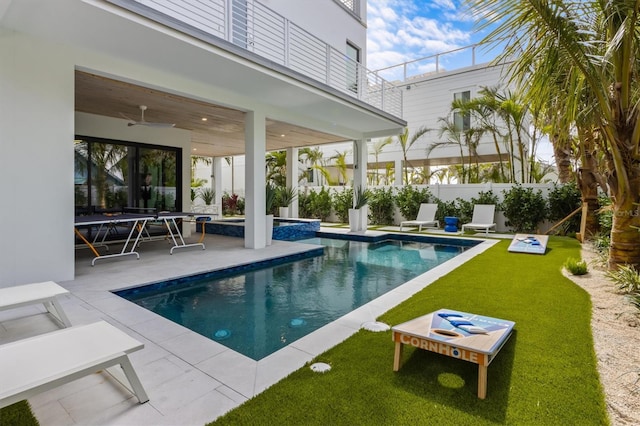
[115,233,477,360]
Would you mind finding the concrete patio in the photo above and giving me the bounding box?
[0,228,497,425]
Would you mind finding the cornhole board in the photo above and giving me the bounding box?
[392,308,515,399]
[508,234,549,255]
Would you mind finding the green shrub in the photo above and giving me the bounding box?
[368,187,395,225]
[454,198,474,224]
[434,199,457,224]
[605,264,640,293]
[473,190,500,206]
[564,257,588,275]
[310,187,332,221]
[597,195,613,235]
[298,190,312,218]
[502,184,548,232]
[593,233,610,255]
[332,188,353,223]
[548,182,582,235]
[395,185,431,220]
[628,291,640,310]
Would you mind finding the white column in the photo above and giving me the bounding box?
[286,147,299,218]
[394,159,403,186]
[212,157,223,216]
[352,139,368,197]
[244,110,266,249]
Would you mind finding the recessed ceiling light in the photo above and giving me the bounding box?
[281,134,285,137]
[193,148,197,151]
[201,117,208,121]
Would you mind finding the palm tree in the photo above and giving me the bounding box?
[190,155,212,188]
[330,150,350,185]
[300,147,325,185]
[465,86,509,182]
[265,150,287,187]
[369,137,392,185]
[394,127,429,185]
[471,0,640,268]
[427,116,469,182]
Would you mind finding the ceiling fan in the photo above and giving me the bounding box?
[121,105,175,128]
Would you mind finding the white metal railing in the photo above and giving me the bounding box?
[372,41,505,83]
[119,0,401,117]
[336,0,360,16]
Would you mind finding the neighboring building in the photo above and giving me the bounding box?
[0,0,405,285]
[200,44,525,191]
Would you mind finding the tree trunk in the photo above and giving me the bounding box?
[552,134,573,184]
[608,197,640,269]
[606,119,640,270]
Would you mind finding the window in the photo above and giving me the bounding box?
[453,90,471,132]
[74,137,181,213]
[346,42,360,93]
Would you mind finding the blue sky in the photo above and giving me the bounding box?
[367,0,498,79]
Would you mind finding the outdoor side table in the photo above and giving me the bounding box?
[392,308,515,399]
[444,216,459,232]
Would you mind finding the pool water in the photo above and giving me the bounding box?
[117,236,469,360]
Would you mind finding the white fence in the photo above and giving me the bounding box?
[304,183,556,232]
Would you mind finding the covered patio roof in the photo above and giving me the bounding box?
[0,0,409,158]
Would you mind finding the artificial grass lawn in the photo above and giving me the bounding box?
[0,401,39,425]
[212,237,608,425]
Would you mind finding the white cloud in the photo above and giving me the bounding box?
[367,0,476,72]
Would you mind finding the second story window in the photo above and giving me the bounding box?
[346,42,360,93]
[453,90,471,132]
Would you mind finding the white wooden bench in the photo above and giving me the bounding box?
[0,321,149,409]
[0,281,72,328]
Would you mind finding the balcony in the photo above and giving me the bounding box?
[108,0,402,118]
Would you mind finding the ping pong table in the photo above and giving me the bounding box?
[74,213,155,266]
[75,212,206,265]
[155,212,206,254]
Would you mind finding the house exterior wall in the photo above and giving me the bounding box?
[0,0,384,285]
[0,33,75,285]
[195,62,519,192]
[377,63,512,164]
[263,0,367,63]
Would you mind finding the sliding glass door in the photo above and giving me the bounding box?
[74,137,181,213]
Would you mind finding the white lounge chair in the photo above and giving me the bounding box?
[461,204,496,235]
[0,281,72,328]
[0,321,149,409]
[400,203,440,232]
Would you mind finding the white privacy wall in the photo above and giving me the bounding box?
[0,33,75,286]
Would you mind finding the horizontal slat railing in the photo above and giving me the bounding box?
[118,0,402,118]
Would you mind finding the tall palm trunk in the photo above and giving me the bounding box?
[575,129,603,238]
[552,134,573,183]
[607,126,640,269]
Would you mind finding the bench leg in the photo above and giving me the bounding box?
[110,355,149,404]
[44,299,72,328]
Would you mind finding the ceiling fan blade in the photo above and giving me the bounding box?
[120,106,174,128]
[147,122,176,128]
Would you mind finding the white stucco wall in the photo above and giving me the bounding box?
[0,32,75,286]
